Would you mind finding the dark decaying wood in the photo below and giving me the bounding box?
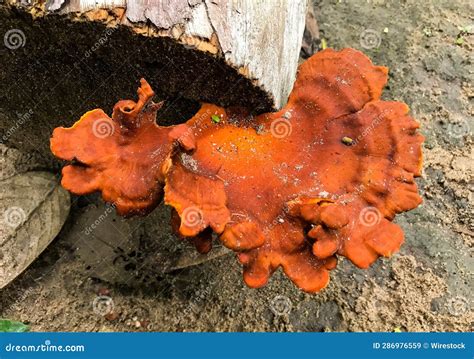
[0,0,307,163]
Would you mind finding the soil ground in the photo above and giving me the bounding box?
[1,0,472,332]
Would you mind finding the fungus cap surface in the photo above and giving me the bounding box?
[51,49,423,292]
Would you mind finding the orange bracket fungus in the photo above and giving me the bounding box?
[51,49,423,293]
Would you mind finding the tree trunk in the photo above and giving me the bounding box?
[0,0,307,162]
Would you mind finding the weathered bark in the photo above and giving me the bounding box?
[0,0,307,161]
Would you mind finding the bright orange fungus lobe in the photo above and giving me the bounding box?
[51,49,423,292]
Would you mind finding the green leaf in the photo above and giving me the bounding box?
[456,36,464,45]
[0,319,29,332]
[211,115,221,123]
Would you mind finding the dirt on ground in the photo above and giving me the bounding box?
[1,0,472,332]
